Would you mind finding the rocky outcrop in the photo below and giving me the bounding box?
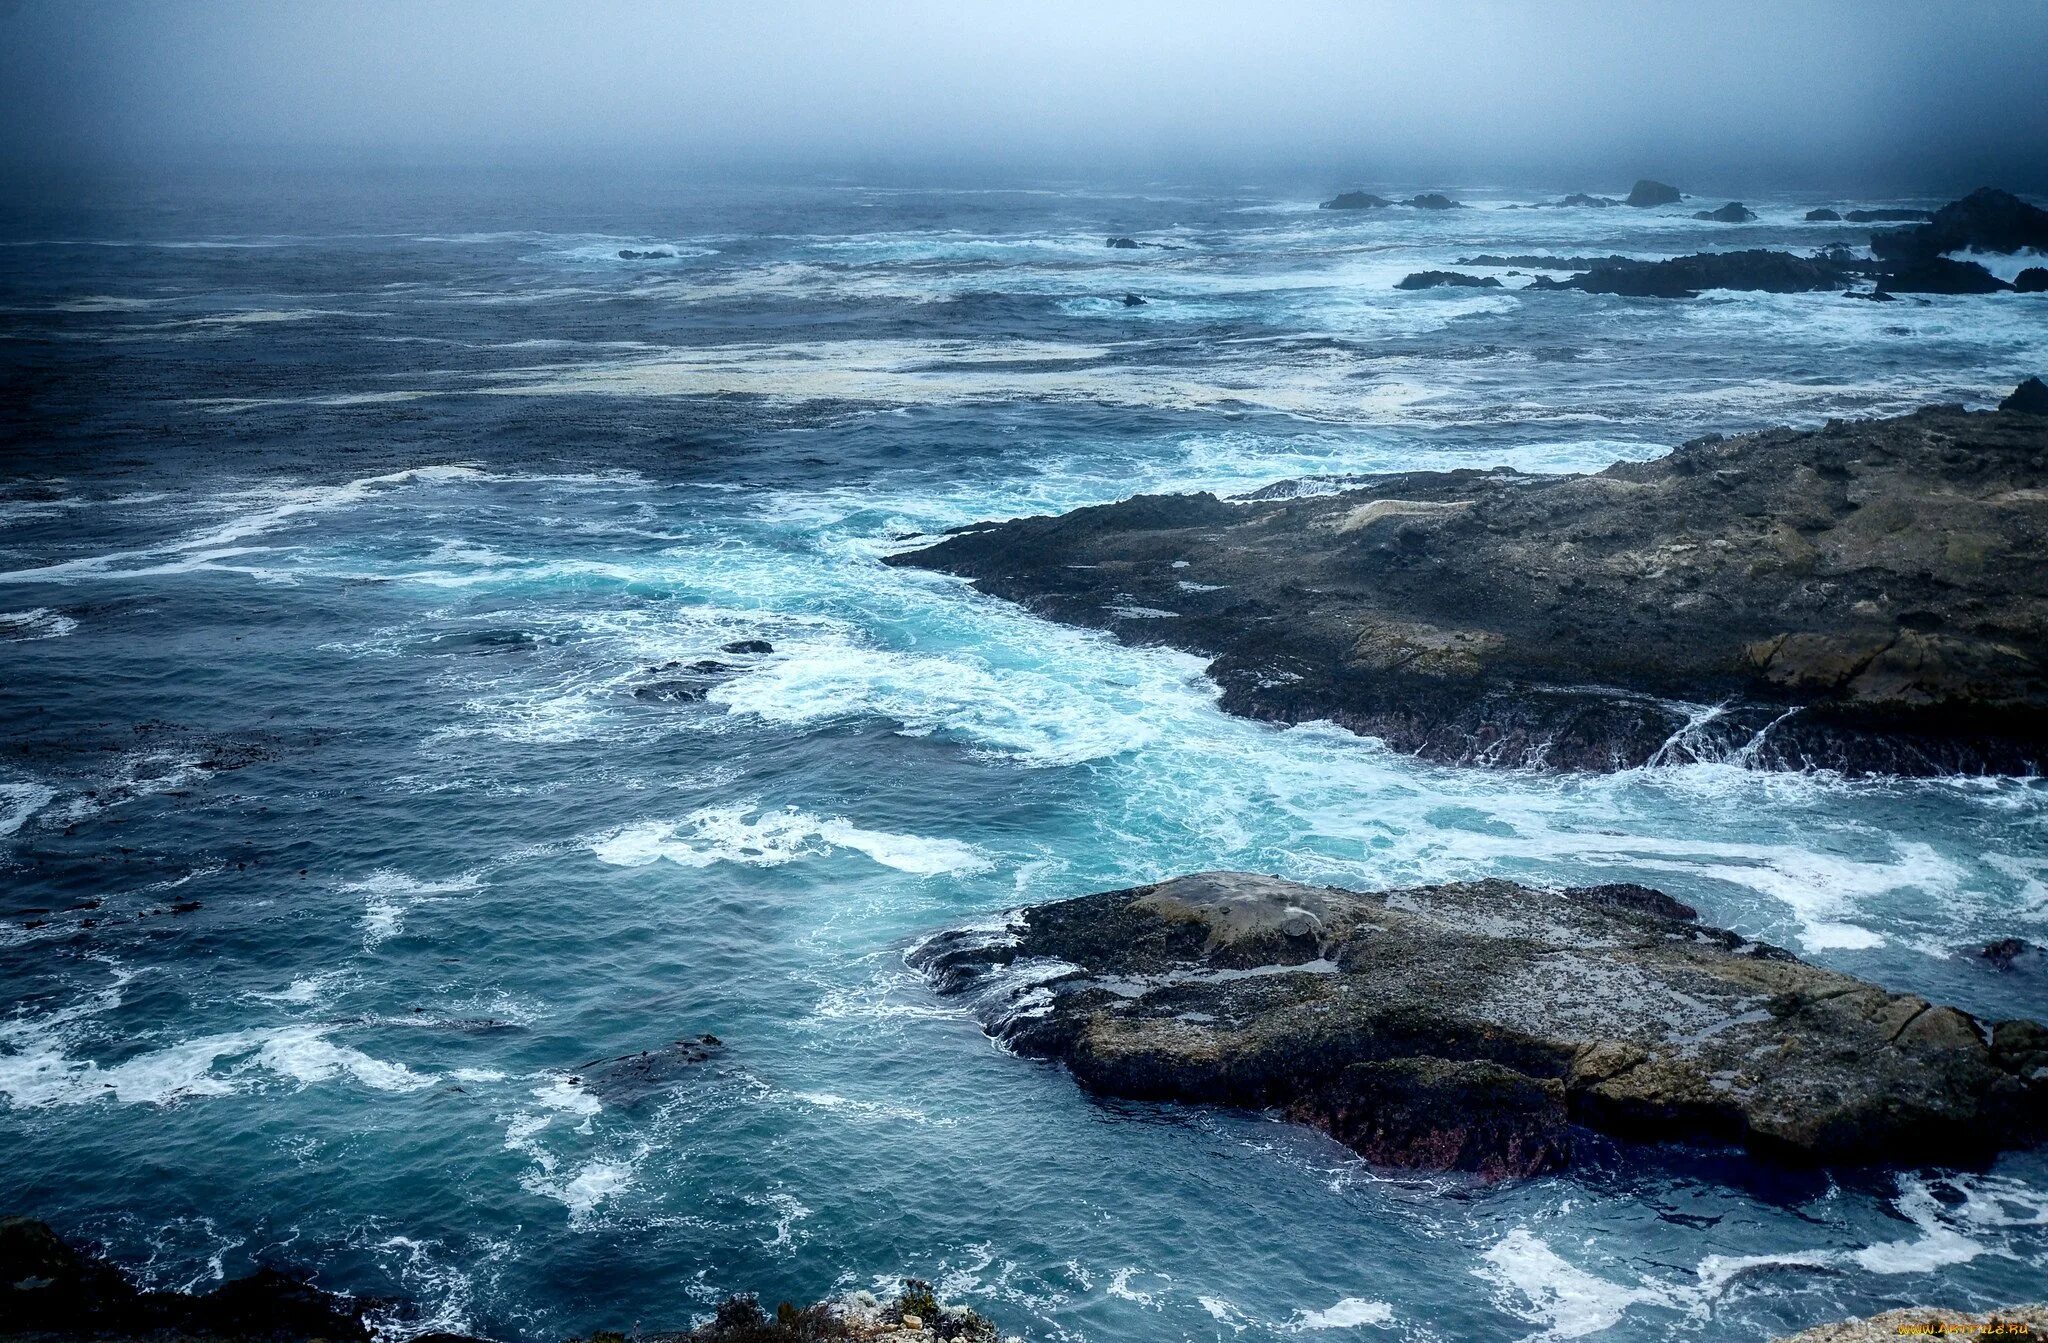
[1771,1305,2048,1342]
[1456,253,1639,270]
[1626,179,1683,207]
[1320,191,1394,210]
[2019,267,2048,293]
[914,872,2048,1177]
[0,1216,378,1342]
[1537,248,1864,296]
[888,396,2048,774]
[1693,202,1758,223]
[610,1281,1006,1342]
[1805,208,1842,221]
[1404,193,1462,210]
[1104,236,1139,249]
[1871,187,2048,262]
[2004,377,2048,413]
[1879,256,2012,294]
[1394,271,1502,290]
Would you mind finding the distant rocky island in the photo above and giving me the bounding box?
[891,387,2048,774]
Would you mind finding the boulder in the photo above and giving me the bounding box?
[1871,187,2048,262]
[1693,202,1759,223]
[888,400,2048,774]
[2016,267,2048,293]
[1320,191,1395,210]
[1626,179,1683,207]
[1879,256,2012,294]
[1394,271,1503,290]
[1121,292,1147,306]
[1843,208,1933,223]
[2003,376,2048,414]
[1805,208,1843,221]
[1104,236,1140,249]
[1975,937,2045,971]
[915,873,2048,1177]
[1404,193,1461,210]
[720,639,774,654]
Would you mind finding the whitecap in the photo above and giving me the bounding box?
[1289,1296,1395,1329]
[590,805,988,877]
[0,608,78,640]
[0,781,57,837]
[1476,1228,1692,1340]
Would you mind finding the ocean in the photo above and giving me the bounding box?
[3,168,2046,1341]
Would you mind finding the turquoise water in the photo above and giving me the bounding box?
[3,172,2047,1341]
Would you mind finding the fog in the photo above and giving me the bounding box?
[4,0,2046,190]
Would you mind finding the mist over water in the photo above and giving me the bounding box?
[5,4,2048,1341]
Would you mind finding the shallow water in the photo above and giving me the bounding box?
[3,170,2047,1342]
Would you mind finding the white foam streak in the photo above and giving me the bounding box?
[592,806,988,877]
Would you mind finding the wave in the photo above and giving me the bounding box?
[591,805,989,877]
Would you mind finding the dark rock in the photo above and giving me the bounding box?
[2003,377,2048,414]
[1552,193,1622,208]
[1456,253,1640,271]
[1976,937,2044,971]
[573,1034,724,1106]
[2015,267,2048,293]
[1394,271,1503,290]
[887,402,2048,775]
[0,1216,371,1341]
[1806,208,1843,221]
[1694,202,1759,223]
[633,680,709,703]
[1105,236,1140,249]
[1844,208,1934,223]
[1880,256,2012,294]
[720,639,774,654]
[1121,292,1147,306]
[1871,187,2048,262]
[590,1279,1000,1342]
[1404,193,1462,210]
[1320,191,1394,210]
[1558,249,1865,298]
[617,249,676,260]
[914,873,2048,1176]
[1626,179,1683,207]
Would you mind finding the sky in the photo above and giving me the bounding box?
[3,0,2046,189]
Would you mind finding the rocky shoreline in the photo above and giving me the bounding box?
[0,1218,1008,1343]
[911,872,2048,1178]
[888,391,2048,774]
[1773,1304,2048,1342]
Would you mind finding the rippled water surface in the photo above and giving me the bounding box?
[3,170,2047,1341]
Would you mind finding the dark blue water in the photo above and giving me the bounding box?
[3,169,2046,1342]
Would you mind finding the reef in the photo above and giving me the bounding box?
[912,872,2048,1179]
[888,393,2048,774]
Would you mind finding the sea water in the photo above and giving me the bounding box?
[2,168,2046,1341]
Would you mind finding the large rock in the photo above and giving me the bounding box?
[1404,193,1462,209]
[1626,179,1683,207]
[1320,191,1394,210]
[2018,267,2048,293]
[1843,208,1933,223]
[0,1216,375,1342]
[2004,377,2048,413]
[1880,255,2012,294]
[915,873,2048,1178]
[888,397,2048,774]
[1693,201,1758,223]
[1871,187,2048,262]
[1544,248,1864,297]
[1805,208,1842,221]
[1394,271,1502,290]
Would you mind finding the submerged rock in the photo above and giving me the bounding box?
[1843,208,1934,223]
[1771,1304,2048,1342]
[1320,191,1394,210]
[1121,292,1147,306]
[887,395,2048,774]
[1,1216,378,1342]
[1626,179,1683,207]
[1394,271,1502,290]
[617,248,677,260]
[572,1034,723,1106]
[1871,186,2048,262]
[1805,208,1843,221]
[1693,201,1758,223]
[1975,937,2045,972]
[1104,236,1140,249]
[914,873,2048,1177]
